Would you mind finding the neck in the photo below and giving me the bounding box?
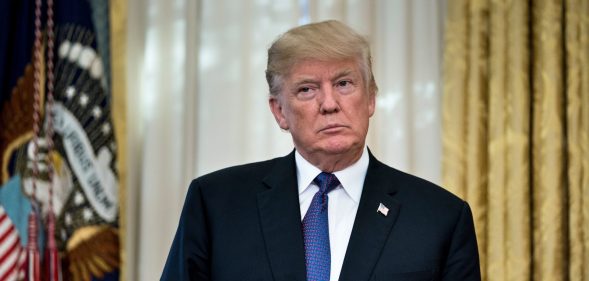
[297,147,364,173]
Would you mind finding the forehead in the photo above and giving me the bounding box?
[287,59,361,81]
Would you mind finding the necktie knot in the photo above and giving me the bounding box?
[313,172,340,194]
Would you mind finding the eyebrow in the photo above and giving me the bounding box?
[292,69,357,86]
[332,69,354,81]
[292,78,319,86]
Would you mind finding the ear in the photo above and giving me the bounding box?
[368,91,376,117]
[269,96,289,130]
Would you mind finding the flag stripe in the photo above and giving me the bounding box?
[0,237,19,269]
[0,269,17,281]
[0,213,12,234]
[0,206,25,281]
[0,253,19,281]
[0,225,18,256]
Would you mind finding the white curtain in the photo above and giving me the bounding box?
[126,0,445,280]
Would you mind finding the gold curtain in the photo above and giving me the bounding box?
[443,0,589,280]
[109,0,128,280]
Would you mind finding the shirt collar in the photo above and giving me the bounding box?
[295,147,369,203]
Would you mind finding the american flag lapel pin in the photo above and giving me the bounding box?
[377,203,389,217]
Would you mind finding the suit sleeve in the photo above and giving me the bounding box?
[161,180,211,281]
[442,201,481,281]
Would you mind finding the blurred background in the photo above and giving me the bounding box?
[1,0,587,280]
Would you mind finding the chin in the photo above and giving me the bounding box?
[321,139,361,155]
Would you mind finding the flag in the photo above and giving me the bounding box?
[377,203,389,217]
[49,0,121,280]
[0,0,123,280]
[0,204,27,281]
[0,176,43,281]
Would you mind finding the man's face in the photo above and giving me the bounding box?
[269,59,375,162]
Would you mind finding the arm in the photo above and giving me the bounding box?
[161,180,210,281]
[442,201,481,281]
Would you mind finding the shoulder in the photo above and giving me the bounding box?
[187,152,294,195]
[197,158,278,184]
[369,155,466,216]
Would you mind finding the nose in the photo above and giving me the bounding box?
[319,86,340,114]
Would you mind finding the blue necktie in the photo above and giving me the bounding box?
[303,172,340,281]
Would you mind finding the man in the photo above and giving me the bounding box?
[161,20,481,281]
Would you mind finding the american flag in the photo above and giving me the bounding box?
[377,203,389,217]
[0,205,26,281]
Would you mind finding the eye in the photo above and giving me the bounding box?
[295,85,317,100]
[335,80,355,94]
[337,80,351,87]
[299,87,311,93]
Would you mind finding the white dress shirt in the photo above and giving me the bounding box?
[295,147,369,281]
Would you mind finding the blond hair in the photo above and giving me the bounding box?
[265,20,378,96]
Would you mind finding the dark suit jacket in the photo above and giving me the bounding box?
[161,150,481,281]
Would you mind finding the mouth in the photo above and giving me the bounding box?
[319,124,347,133]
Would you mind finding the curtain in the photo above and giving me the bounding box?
[443,0,589,280]
[126,0,445,279]
[126,0,200,280]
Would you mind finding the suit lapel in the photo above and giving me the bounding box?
[257,151,306,281]
[339,153,401,281]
